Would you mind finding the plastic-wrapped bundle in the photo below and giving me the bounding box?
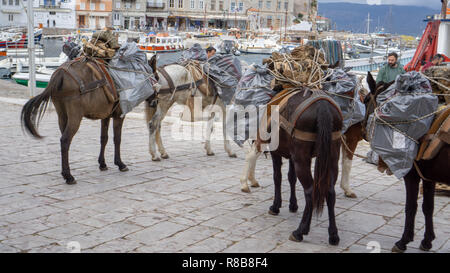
[62,41,81,60]
[204,53,242,105]
[323,69,365,133]
[226,64,276,146]
[367,71,439,178]
[108,42,157,117]
[179,43,207,62]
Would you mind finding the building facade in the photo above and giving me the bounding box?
[34,0,77,29]
[112,0,147,30]
[76,0,112,29]
[0,0,28,28]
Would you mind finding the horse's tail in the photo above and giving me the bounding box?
[21,69,63,138]
[313,100,335,215]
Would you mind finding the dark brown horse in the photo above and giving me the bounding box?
[265,86,343,245]
[21,55,158,184]
[365,72,450,252]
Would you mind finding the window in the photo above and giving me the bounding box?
[169,0,174,8]
[9,0,13,5]
[190,0,194,9]
[266,1,271,9]
[267,16,272,27]
[277,1,280,10]
[125,2,131,8]
[284,1,288,10]
[49,11,56,15]
[8,14,13,22]
[136,3,140,9]
[239,2,243,11]
[178,0,182,8]
[230,1,235,12]
[199,0,203,9]
[15,0,19,6]
[116,2,120,9]
[2,0,6,5]
[210,0,215,11]
[219,0,223,11]
[90,3,95,10]
[258,1,262,9]
[80,2,85,9]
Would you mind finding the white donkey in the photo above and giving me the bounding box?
[144,63,237,161]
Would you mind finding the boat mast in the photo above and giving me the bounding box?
[26,0,35,97]
[366,13,371,34]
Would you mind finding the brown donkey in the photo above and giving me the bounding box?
[21,56,158,184]
[264,86,343,245]
[364,72,450,253]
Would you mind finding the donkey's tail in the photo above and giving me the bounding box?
[21,69,63,138]
[313,100,335,215]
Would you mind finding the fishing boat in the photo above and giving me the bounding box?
[138,33,184,53]
[239,37,281,55]
[0,29,42,49]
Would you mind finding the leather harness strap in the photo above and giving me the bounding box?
[157,66,204,94]
[157,66,175,93]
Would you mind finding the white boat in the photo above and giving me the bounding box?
[12,72,51,88]
[346,49,416,72]
[138,33,184,53]
[0,52,67,73]
[239,38,281,55]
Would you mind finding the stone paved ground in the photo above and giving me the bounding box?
[0,97,448,253]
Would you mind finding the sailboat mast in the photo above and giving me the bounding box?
[26,0,35,97]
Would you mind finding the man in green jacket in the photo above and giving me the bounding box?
[376,52,405,83]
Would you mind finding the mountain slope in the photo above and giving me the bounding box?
[318,3,440,36]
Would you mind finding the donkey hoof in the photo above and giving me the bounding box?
[207,152,215,156]
[250,182,260,188]
[268,206,279,215]
[152,157,161,162]
[241,187,250,193]
[329,235,340,246]
[228,153,237,158]
[289,232,303,242]
[65,178,77,185]
[392,242,406,253]
[119,166,129,172]
[161,154,170,159]
[99,165,108,171]
[419,241,432,251]
[289,205,298,213]
[345,192,357,198]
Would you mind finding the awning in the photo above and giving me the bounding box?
[145,12,169,18]
[1,9,22,14]
[34,8,71,13]
[76,11,110,17]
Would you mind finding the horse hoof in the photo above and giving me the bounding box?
[289,232,303,242]
[207,152,215,156]
[241,187,250,193]
[391,243,406,253]
[419,241,432,251]
[161,154,169,159]
[345,192,357,198]
[119,166,129,172]
[99,166,108,171]
[329,236,340,246]
[228,153,237,158]
[152,157,161,162]
[268,206,279,215]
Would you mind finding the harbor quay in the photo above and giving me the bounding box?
[0,81,448,253]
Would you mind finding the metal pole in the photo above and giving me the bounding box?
[27,0,36,97]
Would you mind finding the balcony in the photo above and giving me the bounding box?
[147,1,165,9]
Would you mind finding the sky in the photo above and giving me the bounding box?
[318,0,443,9]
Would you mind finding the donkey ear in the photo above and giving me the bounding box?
[367,72,377,94]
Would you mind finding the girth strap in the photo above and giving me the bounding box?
[157,67,175,93]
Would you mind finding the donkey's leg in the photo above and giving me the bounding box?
[146,103,162,161]
[156,125,169,159]
[340,136,358,198]
[326,186,339,245]
[60,115,82,185]
[269,153,283,215]
[98,118,110,171]
[112,116,128,171]
[393,170,420,253]
[290,148,314,242]
[221,104,236,158]
[288,158,298,213]
[420,181,436,251]
[205,112,215,156]
[240,142,261,192]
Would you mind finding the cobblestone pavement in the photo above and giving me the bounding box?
[0,99,448,253]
